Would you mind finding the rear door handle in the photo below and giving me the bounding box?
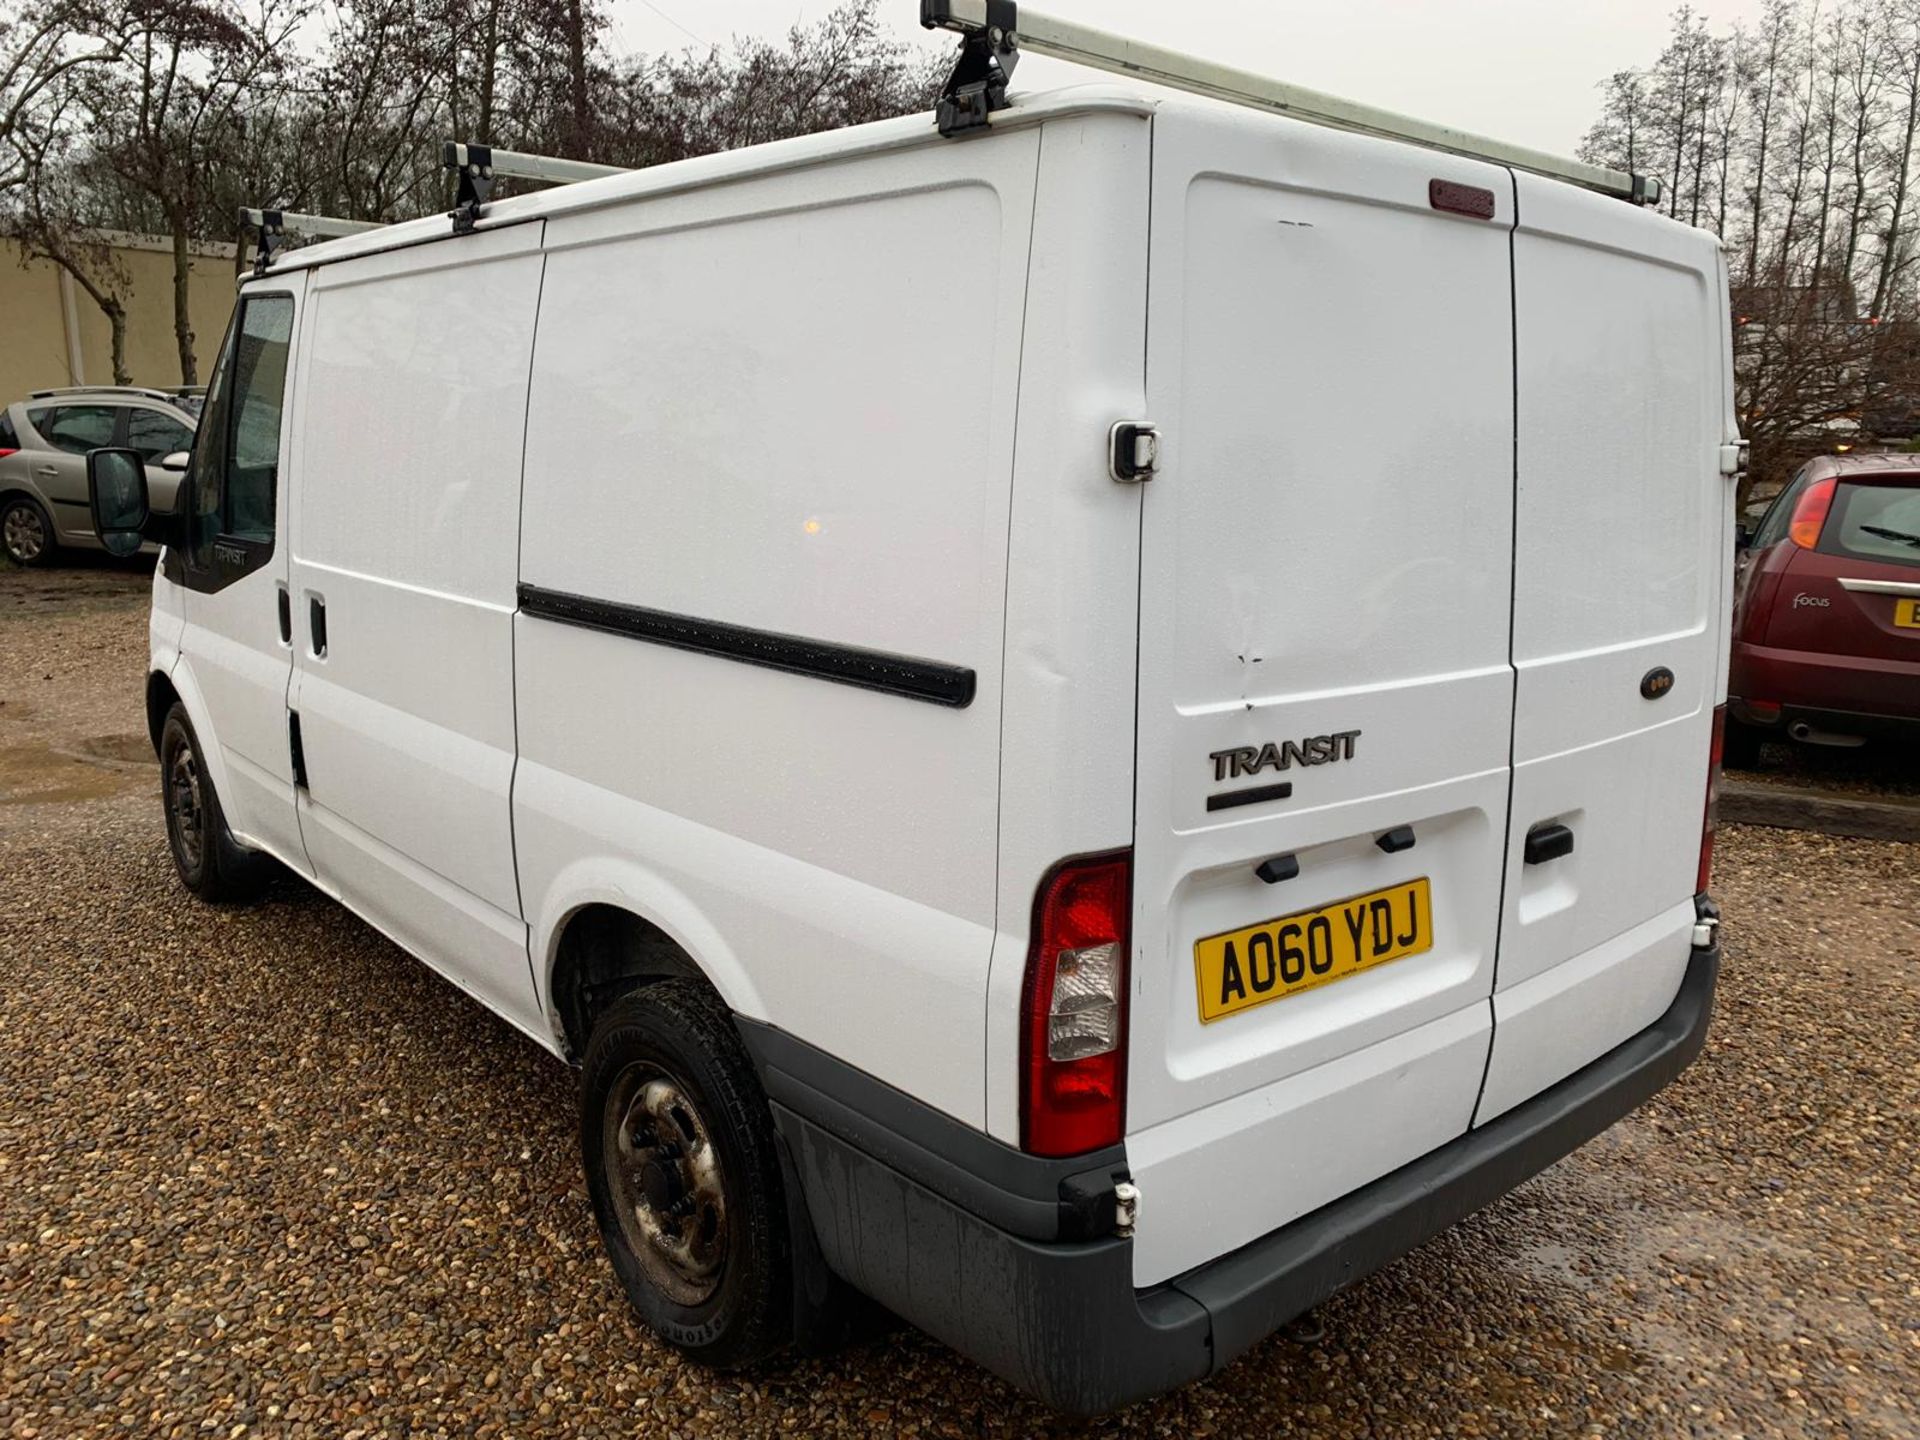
[1524,823,1575,865]
[36,466,58,477]
[276,585,292,644]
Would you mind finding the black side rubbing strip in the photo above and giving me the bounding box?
[517,584,976,708]
[1206,781,1293,813]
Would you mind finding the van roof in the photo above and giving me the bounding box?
[263,79,1700,280]
[262,85,1159,277]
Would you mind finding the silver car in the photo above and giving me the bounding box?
[0,387,197,566]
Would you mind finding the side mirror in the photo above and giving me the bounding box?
[158,450,190,472]
[88,448,151,557]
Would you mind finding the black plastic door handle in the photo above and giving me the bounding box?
[309,596,328,658]
[1524,823,1575,865]
[276,585,291,644]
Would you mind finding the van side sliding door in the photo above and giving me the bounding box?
[174,276,311,874]
[285,225,547,1039]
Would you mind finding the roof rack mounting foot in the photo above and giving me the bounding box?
[923,0,1020,137]
[446,142,496,234]
[242,209,286,277]
[239,208,382,275]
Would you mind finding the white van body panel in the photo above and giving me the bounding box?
[1125,106,1518,1286]
[287,224,545,1038]
[1478,174,1733,1120]
[514,136,1041,1125]
[982,109,1151,1141]
[173,273,310,875]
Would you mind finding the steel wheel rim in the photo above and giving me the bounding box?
[604,1062,729,1306]
[3,504,44,563]
[167,742,205,871]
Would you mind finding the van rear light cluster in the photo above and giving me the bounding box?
[1021,852,1130,1157]
[1787,477,1836,549]
[1698,705,1726,895]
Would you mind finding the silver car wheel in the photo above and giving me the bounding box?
[3,502,47,564]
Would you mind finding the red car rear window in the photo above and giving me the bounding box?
[1820,481,1920,569]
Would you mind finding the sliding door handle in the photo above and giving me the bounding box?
[308,595,328,658]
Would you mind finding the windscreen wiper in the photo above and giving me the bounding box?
[1860,524,1920,548]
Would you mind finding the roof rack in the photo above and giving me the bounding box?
[443,142,628,233]
[919,1,1662,206]
[239,207,384,276]
[29,385,182,404]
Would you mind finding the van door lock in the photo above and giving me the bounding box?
[1109,421,1160,483]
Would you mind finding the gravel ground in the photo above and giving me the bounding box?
[2,561,1916,1438]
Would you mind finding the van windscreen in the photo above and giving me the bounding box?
[1822,480,1920,568]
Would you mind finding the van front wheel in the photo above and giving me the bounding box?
[158,704,270,903]
[581,980,790,1369]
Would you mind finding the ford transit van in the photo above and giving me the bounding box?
[85,32,1737,1413]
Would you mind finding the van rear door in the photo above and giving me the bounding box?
[1475,176,1733,1124]
[1125,108,1518,1288]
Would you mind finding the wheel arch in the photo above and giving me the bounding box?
[154,657,244,844]
[145,669,182,757]
[536,870,765,1062]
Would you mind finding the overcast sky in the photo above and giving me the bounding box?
[604,0,1762,156]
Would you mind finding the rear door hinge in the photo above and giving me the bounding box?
[1718,441,1748,478]
[1110,421,1160,483]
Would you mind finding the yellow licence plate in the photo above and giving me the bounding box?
[1194,878,1434,1024]
[1896,598,1920,629]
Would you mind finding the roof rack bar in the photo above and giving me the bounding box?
[443,142,629,233]
[920,1,1662,206]
[239,207,384,276]
[30,385,178,401]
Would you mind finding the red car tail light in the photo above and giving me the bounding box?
[1698,705,1725,895]
[1787,477,1836,549]
[1021,851,1131,1157]
[0,448,16,459]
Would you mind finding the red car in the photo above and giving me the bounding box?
[1728,454,1920,763]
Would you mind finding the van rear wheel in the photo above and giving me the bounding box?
[159,704,271,903]
[581,980,790,1369]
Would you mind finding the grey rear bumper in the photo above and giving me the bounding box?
[746,941,1720,1415]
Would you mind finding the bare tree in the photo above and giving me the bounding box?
[1584,0,1920,493]
[87,0,308,384]
[4,82,135,382]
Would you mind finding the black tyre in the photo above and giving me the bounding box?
[582,980,790,1369]
[158,704,271,903]
[1,495,55,567]
[1722,717,1764,771]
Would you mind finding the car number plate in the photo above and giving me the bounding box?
[1895,598,1920,629]
[1193,878,1434,1024]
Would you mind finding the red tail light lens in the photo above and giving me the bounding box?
[1021,851,1131,1157]
[1787,477,1836,549]
[0,448,16,459]
[1698,705,1725,895]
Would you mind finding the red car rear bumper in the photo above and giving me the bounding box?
[1729,639,1920,737]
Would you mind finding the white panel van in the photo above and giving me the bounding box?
[85,39,1736,1414]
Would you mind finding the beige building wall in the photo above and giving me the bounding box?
[0,232,242,403]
